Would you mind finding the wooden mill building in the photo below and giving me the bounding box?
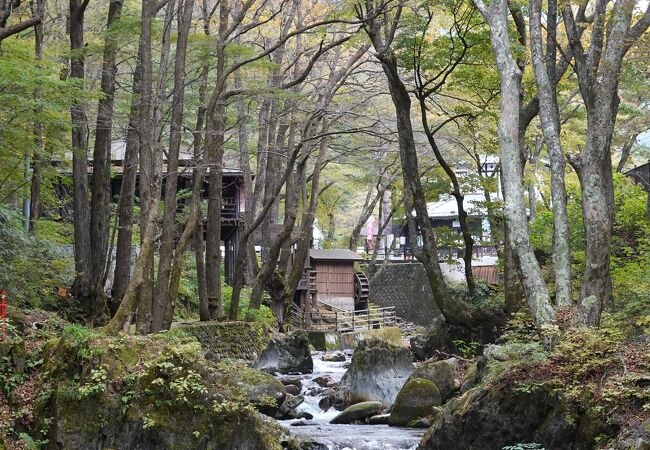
[295,249,368,312]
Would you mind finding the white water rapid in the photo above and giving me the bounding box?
[278,351,425,450]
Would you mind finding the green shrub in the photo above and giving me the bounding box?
[0,205,74,310]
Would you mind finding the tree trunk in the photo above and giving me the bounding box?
[349,184,382,251]
[69,0,93,303]
[235,69,256,284]
[89,0,124,320]
[561,0,649,324]
[28,0,45,232]
[0,0,42,42]
[474,0,554,327]
[418,97,476,297]
[529,0,571,307]
[616,133,637,173]
[134,0,157,334]
[371,45,471,326]
[152,0,194,331]
[111,50,142,311]
[286,130,329,302]
[194,2,211,322]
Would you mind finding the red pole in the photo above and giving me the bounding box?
[0,290,6,341]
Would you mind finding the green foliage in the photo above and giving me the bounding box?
[552,327,625,380]
[501,311,538,344]
[17,432,48,450]
[77,365,109,398]
[452,339,479,359]
[529,182,585,256]
[0,205,74,310]
[0,39,84,205]
[222,285,276,328]
[61,324,98,360]
[608,175,650,335]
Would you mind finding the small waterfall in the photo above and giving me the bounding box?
[277,351,425,450]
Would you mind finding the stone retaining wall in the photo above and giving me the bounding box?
[177,321,271,362]
[367,262,443,326]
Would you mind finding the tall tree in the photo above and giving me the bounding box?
[28,0,45,232]
[563,0,649,325]
[152,0,195,332]
[69,0,93,307]
[528,0,571,307]
[89,0,125,318]
[111,49,142,311]
[356,0,473,327]
[472,0,555,327]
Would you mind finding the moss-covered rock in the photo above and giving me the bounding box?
[217,361,287,417]
[335,339,413,407]
[418,383,614,450]
[407,358,457,402]
[483,343,542,362]
[388,378,441,427]
[32,330,298,450]
[330,401,383,424]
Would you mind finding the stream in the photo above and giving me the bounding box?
[278,351,425,450]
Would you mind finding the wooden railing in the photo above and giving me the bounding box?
[290,304,396,334]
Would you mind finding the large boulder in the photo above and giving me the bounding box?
[418,384,614,450]
[407,358,457,402]
[330,401,383,424]
[222,364,287,417]
[335,339,413,407]
[33,332,298,450]
[388,378,441,427]
[254,331,313,374]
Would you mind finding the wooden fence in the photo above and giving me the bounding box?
[290,303,396,334]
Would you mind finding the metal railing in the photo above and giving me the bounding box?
[290,304,396,334]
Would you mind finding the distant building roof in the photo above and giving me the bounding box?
[625,161,650,193]
[309,249,364,262]
[426,193,487,219]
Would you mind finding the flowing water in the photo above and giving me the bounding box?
[278,351,425,450]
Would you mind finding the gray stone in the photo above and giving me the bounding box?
[388,378,441,426]
[407,358,457,402]
[285,384,301,396]
[279,375,303,389]
[313,375,333,387]
[335,339,414,407]
[368,414,391,425]
[615,418,650,450]
[236,370,287,417]
[330,401,383,424]
[277,394,305,418]
[322,352,346,362]
[288,410,314,420]
[419,384,614,450]
[254,331,313,374]
[460,356,487,394]
[291,419,318,427]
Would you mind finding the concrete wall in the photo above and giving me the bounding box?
[367,262,443,327]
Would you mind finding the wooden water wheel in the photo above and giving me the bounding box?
[354,271,369,310]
